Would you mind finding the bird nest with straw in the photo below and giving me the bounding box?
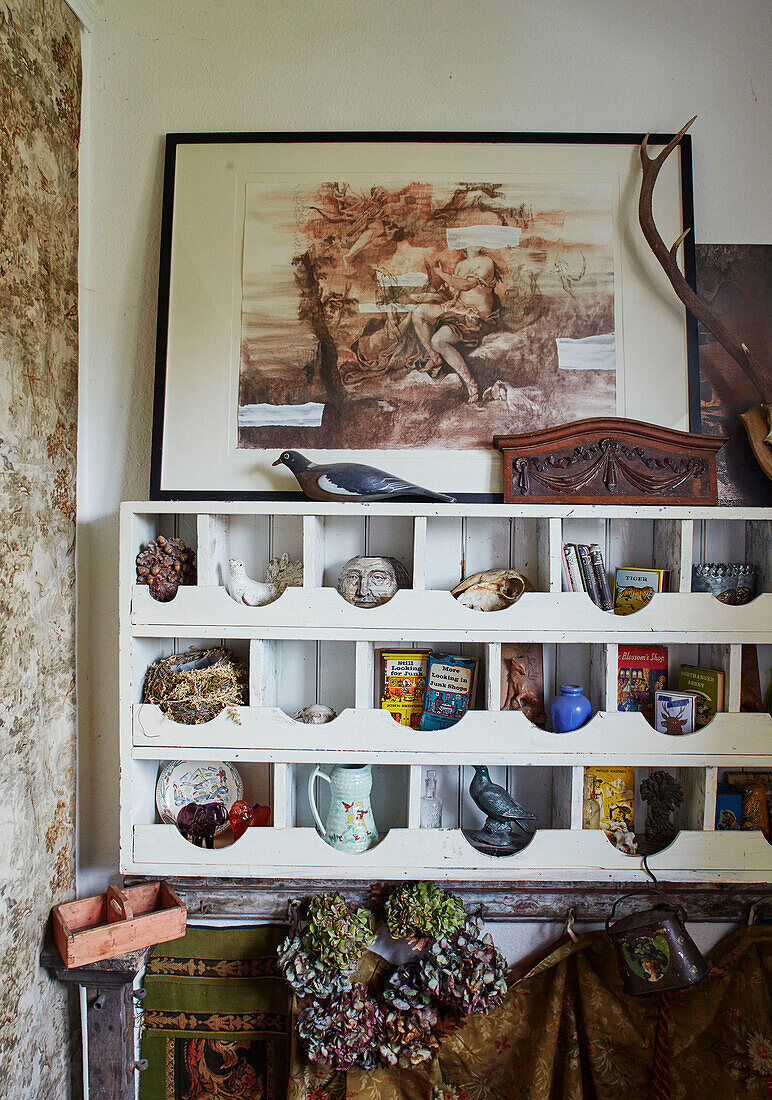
[142,647,248,724]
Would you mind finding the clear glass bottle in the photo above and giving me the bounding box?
[583,774,601,830]
[420,769,443,829]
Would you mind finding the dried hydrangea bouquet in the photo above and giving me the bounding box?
[278,883,508,1073]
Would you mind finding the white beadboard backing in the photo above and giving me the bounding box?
[120,502,772,882]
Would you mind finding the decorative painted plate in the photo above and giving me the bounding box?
[156,759,243,835]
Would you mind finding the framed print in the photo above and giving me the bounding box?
[694,244,771,506]
[151,132,697,500]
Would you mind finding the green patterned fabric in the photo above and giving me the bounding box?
[289,925,772,1099]
[140,925,291,1100]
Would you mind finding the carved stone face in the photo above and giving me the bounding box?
[337,556,407,608]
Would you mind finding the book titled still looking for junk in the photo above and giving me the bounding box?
[379,650,430,729]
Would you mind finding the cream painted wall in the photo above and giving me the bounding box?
[77,0,771,951]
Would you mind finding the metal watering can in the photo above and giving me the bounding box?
[606,861,709,996]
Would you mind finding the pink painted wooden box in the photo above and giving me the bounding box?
[52,881,187,968]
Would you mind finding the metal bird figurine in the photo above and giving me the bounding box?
[272,450,455,503]
[466,765,537,853]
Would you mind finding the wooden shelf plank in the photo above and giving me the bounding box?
[122,501,772,520]
[131,704,772,764]
[130,584,772,641]
[129,825,772,881]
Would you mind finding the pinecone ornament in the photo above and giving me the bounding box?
[297,983,385,1071]
[385,882,466,942]
[136,535,195,601]
[302,893,377,970]
[419,917,508,1016]
[277,934,353,1000]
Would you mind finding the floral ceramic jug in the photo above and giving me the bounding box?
[308,764,379,853]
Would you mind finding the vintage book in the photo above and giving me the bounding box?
[588,543,613,610]
[500,643,546,727]
[613,566,670,615]
[715,783,742,830]
[677,664,725,727]
[654,689,698,734]
[617,645,668,722]
[582,766,635,833]
[419,653,479,731]
[562,544,584,593]
[576,544,603,607]
[561,543,573,591]
[379,650,430,729]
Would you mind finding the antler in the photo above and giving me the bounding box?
[639,118,771,406]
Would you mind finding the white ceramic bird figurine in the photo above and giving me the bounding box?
[227,558,279,606]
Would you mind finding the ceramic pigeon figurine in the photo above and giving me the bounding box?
[272,450,455,503]
[468,765,537,849]
[227,558,279,606]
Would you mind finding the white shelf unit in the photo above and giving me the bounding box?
[120,501,772,883]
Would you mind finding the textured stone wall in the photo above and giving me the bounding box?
[0,1,81,1095]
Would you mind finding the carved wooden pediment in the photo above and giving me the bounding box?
[494,418,726,505]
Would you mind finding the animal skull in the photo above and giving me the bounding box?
[451,569,533,612]
[293,704,337,724]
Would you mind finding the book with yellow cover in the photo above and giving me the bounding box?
[583,766,635,833]
[613,567,669,615]
[378,650,430,729]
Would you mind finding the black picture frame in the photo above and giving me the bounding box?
[151,131,698,501]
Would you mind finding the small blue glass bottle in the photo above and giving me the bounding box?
[549,684,592,732]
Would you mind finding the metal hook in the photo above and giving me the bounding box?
[286,898,301,930]
[748,895,772,926]
[564,907,578,943]
[642,854,659,892]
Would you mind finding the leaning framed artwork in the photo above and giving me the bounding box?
[151,132,697,500]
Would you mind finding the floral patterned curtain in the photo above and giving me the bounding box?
[289,926,772,1100]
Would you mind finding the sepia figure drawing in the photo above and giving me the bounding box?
[238,177,616,450]
[410,246,499,403]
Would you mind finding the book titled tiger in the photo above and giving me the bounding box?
[613,567,670,615]
[617,644,668,722]
[419,653,479,731]
[379,650,430,729]
[677,664,725,727]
